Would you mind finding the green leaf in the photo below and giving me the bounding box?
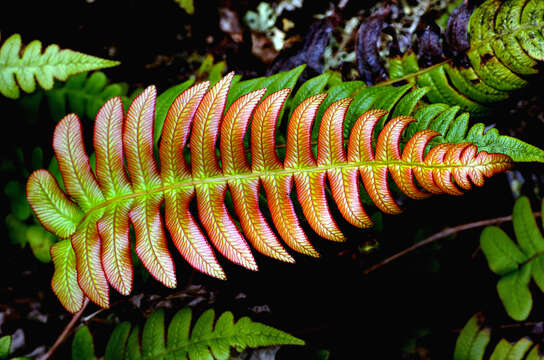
[125,326,142,360]
[418,66,489,117]
[454,314,490,360]
[5,214,28,246]
[481,226,527,275]
[312,80,364,140]
[154,78,196,146]
[166,307,191,358]
[141,309,166,358]
[104,322,131,360]
[50,240,85,314]
[0,34,119,99]
[497,262,533,321]
[0,336,11,359]
[26,170,83,239]
[530,254,544,293]
[31,147,44,172]
[344,86,391,138]
[196,54,226,85]
[407,105,544,162]
[480,196,544,320]
[105,307,304,359]
[25,225,56,262]
[72,326,97,360]
[489,338,533,360]
[45,71,129,121]
[4,180,32,221]
[226,65,305,116]
[287,72,331,120]
[513,196,544,254]
[390,86,429,118]
[174,0,194,14]
[455,313,542,360]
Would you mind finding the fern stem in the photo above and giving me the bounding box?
[375,60,453,87]
[375,21,544,88]
[38,297,90,360]
[362,211,541,275]
[76,160,505,229]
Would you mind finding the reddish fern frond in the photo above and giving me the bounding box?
[27,74,512,312]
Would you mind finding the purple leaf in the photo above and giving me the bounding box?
[417,23,444,67]
[445,2,475,66]
[356,6,391,84]
[267,17,335,78]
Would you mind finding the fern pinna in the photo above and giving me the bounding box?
[388,0,544,117]
[27,73,513,313]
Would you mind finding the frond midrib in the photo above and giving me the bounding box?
[374,21,544,88]
[142,329,297,360]
[75,158,508,229]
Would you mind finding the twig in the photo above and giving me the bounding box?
[38,298,90,360]
[499,320,543,329]
[81,307,104,323]
[363,212,541,275]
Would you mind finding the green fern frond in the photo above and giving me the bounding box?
[0,34,120,99]
[71,307,304,360]
[4,149,61,263]
[233,65,543,163]
[454,313,543,360]
[0,336,10,360]
[406,103,544,162]
[45,71,129,121]
[387,0,544,117]
[480,196,544,321]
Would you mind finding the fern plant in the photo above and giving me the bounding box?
[24,68,544,313]
[70,307,304,360]
[0,34,120,99]
[44,71,131,121]
[480,196,544,321]
[4,147,64,263]
[454,313,544,360]
[387,0,544,116]
[0,336,10,360]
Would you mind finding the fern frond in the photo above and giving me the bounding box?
[71,307,303,360]
[406,103,544,163]
[0,34,120,99]
[454,313,543,360]
[28,73,530,312]
[480,196,544,321]
[387,0,544,116]
[44,71,129,121]
[0,335,10,359]
[50,239,85,314]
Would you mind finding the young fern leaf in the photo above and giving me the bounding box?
[72,307,304,360]
[454,313,544,360]
[387,0,544,116]
[406,103,544,163]
[0,34,120,99]
[480,196,544,321]
[28,73,517,312]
